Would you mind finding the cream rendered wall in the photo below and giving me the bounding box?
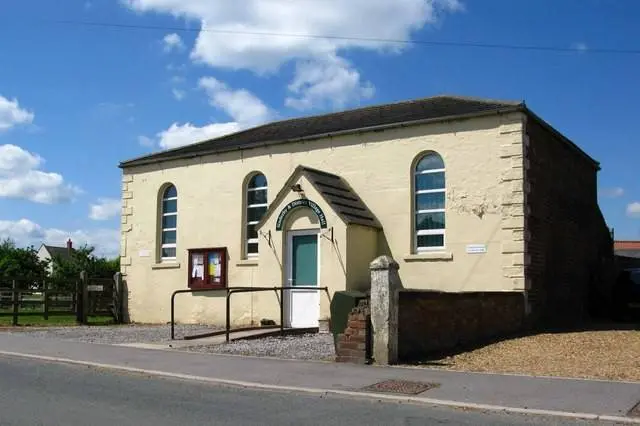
[346,225,379,292]
[255,175,349,323]
[36,246,53,275]
[121,112,525,325]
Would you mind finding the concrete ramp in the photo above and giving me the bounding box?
[115,327,318,350]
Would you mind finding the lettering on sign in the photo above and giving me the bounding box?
[87,285,104,292]
[275,199,328,231]
[466,244,487,254]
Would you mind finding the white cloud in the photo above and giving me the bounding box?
[172,88,186,100]
[627,202,640,219]
[89,198,122,221]
[124,0,462,108]
[163,33,185,52]
[158,122,241,149]
[599,187,624,198]
[148,78,271,149]
[166,63,187,72]
[198,77,271,125]
[0,95,34,131]
[0,144,81,204]
[0,218,120,258]
[286,55,375,111]
[138,135,155,147]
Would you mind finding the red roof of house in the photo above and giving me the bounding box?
[615,241,640,250]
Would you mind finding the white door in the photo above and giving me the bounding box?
[285,230,320,328]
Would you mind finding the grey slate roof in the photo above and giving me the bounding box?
[120,95,524,168]
[257,166,380,230]
[119,94,599,170]
[44,245,73,259]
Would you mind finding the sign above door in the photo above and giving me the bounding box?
[275,199,328,231]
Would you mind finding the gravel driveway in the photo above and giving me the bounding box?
[181,333,336,361]
[4,325,337,362]
[424,325,640,381]
[5,324,219,345]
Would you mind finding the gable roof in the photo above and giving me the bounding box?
[119,94,599,171]
[42,245,74,259]
[119,95,519,168]
[256,166,381,230]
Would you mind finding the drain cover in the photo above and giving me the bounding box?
[361,380,439,395]
[628,401,640,417]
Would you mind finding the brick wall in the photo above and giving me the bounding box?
[398,290,525,361]
[335,299,372,364]
[525,118,614,325]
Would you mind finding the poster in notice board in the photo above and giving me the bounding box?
[188,247,227,289]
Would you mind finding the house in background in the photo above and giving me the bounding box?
[614,240,640,270]
[37,239,74,274]
[118,95,613,329]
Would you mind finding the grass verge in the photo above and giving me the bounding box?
[0,313,114,327]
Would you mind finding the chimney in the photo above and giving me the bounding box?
[67,239,73,253]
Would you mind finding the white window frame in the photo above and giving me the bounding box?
[245,178,268,258]
[161,188,178,262]
[414,165,446,252]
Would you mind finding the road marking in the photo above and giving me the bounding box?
[0,350,638,424]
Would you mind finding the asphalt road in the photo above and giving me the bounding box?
[0,356,620,426]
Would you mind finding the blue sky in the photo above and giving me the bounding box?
[0,0,639,257]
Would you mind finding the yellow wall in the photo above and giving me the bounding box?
[347,225,379,292]
[120,112,526,325]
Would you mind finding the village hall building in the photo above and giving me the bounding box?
[119,95,612,328]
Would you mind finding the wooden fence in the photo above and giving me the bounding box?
[0,272,124,326]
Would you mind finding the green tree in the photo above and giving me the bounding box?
[50,244,120,291]
[0,238,49,289]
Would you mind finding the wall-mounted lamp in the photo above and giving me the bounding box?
[290,183,305,198]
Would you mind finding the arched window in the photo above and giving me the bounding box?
[160,184,178,261]
[414,153,445,251]
[245,173,268,257]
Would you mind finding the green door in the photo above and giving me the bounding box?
[292,234,318,287]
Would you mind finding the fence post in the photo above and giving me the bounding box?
[114,272,124,324]
[369,256,401,365]
[11,280,18,326]
[43,280,49,321]
[79,271,88,325]
[74,279,80,323]
[280,287,285,336]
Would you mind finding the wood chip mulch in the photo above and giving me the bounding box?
[423,327,640,382]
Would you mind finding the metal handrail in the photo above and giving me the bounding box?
[170,286,331,341]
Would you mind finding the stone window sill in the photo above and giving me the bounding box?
[404,252,454,262]
[236,259,259,267]
[151,262,181,270]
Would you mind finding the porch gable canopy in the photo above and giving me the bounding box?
[256,166,381,231]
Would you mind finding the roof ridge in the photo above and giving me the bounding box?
[121,94,523,166]
[299,166,341,179]
[430,94,524,106]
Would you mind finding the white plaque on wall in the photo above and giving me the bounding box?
[138,249,150,257]
[466,244,487,254]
